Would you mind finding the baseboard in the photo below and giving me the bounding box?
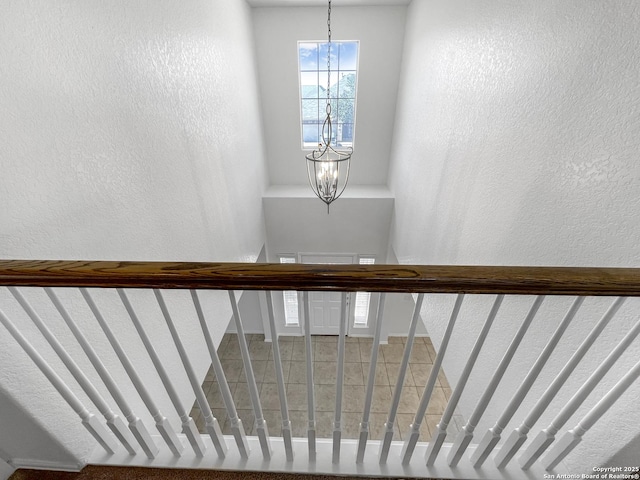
[9,458,83,472]
[0,459,15,480]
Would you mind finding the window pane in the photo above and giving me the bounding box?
[339,42,358,70]
[303,123,320,145]
[280,256,299,326]
[336,99,355,124]
[299,43,318,70]
[317,43,330,71]
[302,99,320,121]
[340,124,354,144]
[338,72,356,99]
[354,257,375,326]
[300,72,319,98]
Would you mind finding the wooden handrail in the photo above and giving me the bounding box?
[0,260,639,296]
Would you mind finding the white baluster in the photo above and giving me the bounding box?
[448,295,545,467]
[191,290,249,458]
[154,290,227,458]
[401,293,464,465]
[302,291,317,460]
[265,292,294,461]
[229,290,272,459]
[80,288,184,456]
[8,287,137,455]
[333,292,348,464]
[497,296,621,469]
[0,306,118,454]
[425,294,504,466]
[484,297,583,469]
[356,293,386,464]
[118,289,204,457]
[379,294,424,464]
[45,288,159,459]
[542,357,640,471]
[520,308,639,470]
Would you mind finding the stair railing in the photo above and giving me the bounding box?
[1,260,639,479]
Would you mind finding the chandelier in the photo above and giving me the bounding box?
[305,0,352,213]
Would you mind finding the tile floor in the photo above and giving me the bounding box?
[190,334,464,442]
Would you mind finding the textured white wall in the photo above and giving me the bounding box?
[0,0,266,467]
[389,0,640,472]
[252,6,406,186]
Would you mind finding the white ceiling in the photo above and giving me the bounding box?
[248,0,410,6]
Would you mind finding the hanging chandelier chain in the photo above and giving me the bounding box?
[326,0,332,114]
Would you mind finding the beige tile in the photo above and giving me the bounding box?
[424,414,441,438]
[235,409,255,436]
[233,382,253,410]
[259,383,282,411]
[342,412,362,439]
[359,340,374,362]
[220,358,245,383]
[314,361,337,384]
[248,359,268,383]
[344,343,361,362]
[191,409,205,434]
[289,410,309,438]
[204,365,215,382]
[426,342,437,362]
[363,362,389,385]
[409,343,432,364]
[220,339,243,360]
[368,413,399,441]
[315,341,338,362]
[345,335,360,344]
[291,341,307,361]
[410,363,439,388]
[246,333,264,342]
[205,382,235,410]
[286,383,308,411]
[275,340,294,361]
[261,409,282,437]
[263,360,290,384]
[396,413,430,442]
[388,336,405,344]
[315,411,334,439]
[315,384,337,412]
[248,339,272,361]
[314,335,338,344]
[426,387,449,415]
[397,386,420,414]
[343,385,365,413]
[381,343,405,363]
[386,363,416,387]
[344,362,364,385]
[371,385,393,414]
[202,380,216,394]
[439,371,451,391]
[220,333,234,349]
[288,361,307,384]
[211,408,228,432]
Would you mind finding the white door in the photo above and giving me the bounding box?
[309,291,344,335]
[301,254,354,336]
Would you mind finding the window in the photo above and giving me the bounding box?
[298,41,359,149]
[354,256,375,326]
[280,255,299,326]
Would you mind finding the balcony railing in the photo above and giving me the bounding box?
[1,260,639,479]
